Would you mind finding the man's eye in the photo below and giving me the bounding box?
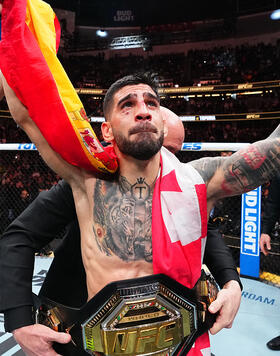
[147,101,158,107]
[122,101,133,108]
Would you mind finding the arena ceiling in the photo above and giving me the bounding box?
[46,0,279,27]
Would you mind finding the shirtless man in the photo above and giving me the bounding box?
[1,72,280,356]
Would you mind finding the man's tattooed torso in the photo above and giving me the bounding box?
[92,176,153,263]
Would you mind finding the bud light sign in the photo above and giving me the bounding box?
[240,187,261,278]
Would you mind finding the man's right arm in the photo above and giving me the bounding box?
[1,73,83,187]
[0,180,76,332]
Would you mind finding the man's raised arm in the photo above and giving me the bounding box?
[191,126,280,204]
[0,73,82,186]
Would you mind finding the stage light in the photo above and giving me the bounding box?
[96,30,108,37]
[270,9,280,20]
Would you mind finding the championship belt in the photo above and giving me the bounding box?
[34,271,219,356]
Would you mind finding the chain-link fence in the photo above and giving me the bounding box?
[0,150,60,233]
[0,145,280,285]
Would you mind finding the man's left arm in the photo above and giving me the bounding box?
[192,125,280,205]
[204,222,241,334]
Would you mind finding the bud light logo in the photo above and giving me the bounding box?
[240,187,261,278]
[241,188,261,256]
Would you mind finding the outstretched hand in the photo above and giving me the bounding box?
[12,324,71,356]
[208,280,241,335]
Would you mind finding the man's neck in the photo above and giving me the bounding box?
[117,151,161,187]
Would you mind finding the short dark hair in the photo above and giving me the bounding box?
[103,72,159,120]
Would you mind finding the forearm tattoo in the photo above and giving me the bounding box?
[93,176,153,262]
[222,139,280,194]
[190,137,280,198]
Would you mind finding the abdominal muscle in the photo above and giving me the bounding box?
[75,174,155,301]
[81,239,154,300]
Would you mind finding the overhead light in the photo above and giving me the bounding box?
[109,35,150,50]
[270,9,280,20]
[96,29,108,37]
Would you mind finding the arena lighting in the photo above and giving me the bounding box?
[96,29,108,37]
[90,117,105,122]
[109,35,150,50]
[239,91,263,95]
[270,9,280,20]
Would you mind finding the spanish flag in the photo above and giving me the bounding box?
[0,0,118,173]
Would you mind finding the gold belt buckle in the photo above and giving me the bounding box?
[83,292,193,355]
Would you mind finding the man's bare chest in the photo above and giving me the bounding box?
[91,177,153,263]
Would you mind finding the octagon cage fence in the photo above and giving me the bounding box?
[0,141,279,287]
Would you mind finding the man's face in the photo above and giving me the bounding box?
[20,190,29,199]
[102,84,166,160]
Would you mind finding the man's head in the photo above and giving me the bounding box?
[101,73,166,161]
[20,189,29,200]
[103,73,159,120]
[161,107,184,154]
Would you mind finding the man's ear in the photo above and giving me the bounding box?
[101,121,114,142]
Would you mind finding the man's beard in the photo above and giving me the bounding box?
[113,123,164,160]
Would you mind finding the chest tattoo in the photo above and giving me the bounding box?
[93,176,153,262]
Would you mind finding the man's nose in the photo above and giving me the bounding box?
[135,102,151,121]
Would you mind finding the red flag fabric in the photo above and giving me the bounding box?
[0,0,118,173]
[152,148,210,355]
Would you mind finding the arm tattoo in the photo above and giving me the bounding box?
[190,156,225,183]
[222,139,280,194]
[190,136,280,198]
[92,176,153,263]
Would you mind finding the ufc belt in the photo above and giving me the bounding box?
[35,271,219,356]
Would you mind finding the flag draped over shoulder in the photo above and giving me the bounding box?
[152,148,210,355]
[0,0,118,173]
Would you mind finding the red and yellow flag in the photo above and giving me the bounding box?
[0,0,118,173]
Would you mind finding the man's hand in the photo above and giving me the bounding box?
[208,280,241,335]
[260,233,271,256]
[12,324,71,356]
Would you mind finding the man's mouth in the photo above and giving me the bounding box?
[129,124,157,135]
